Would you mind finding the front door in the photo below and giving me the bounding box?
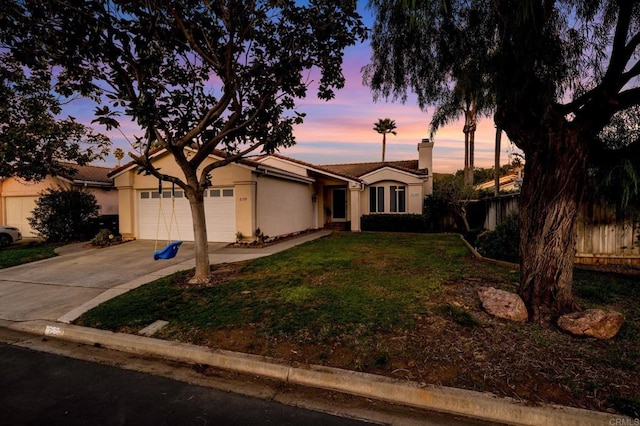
[332,188,347,221]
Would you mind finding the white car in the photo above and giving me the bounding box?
[0,226,22,247]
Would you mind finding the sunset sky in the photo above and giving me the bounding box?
[81,2,518,174]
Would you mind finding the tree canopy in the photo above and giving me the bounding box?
[2,0,366,283]
[364,0,496,185]
[0,55,110,180]
[366,0,640,322]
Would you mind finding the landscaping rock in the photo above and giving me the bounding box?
[477,287,528,322]
[557,309,625,339]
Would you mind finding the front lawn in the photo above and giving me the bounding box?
[75,232,639,417]
[0,242,58,269]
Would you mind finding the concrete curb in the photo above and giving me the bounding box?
[3,319,629,426]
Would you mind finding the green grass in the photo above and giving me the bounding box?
[573,268,640,306]
[74,232,640,415]
[77,233,510,336]
[0,243,58,269]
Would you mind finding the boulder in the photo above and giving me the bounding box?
[557,309,625,339]
[477,287,528,322]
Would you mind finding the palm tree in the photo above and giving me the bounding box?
[373,118,397,162]
[113,147,125,166]
[429,63,493,187]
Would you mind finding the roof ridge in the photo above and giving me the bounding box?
[58,161,113,171]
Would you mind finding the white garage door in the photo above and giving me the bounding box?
[138,188,236,242]
[5,196,38,237]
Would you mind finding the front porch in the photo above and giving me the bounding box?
[316,181,362,232]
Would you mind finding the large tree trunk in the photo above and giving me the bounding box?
[494,127,502,197]
[463,106,477,187]
[517,128,589,323]
[187,189,210,284]
[463,131,471,186]
[468,129,475,185]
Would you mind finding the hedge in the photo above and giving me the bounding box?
[360,214,428,233]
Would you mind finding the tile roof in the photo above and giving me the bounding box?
[251,153,363,181]
[253,154,429,181]
[108,147,264,178]
[60,163,113,184]
[109,149,428,183]
[475,172,522,192]
[320,160,428,178]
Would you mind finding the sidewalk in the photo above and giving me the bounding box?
[1,231,634,426]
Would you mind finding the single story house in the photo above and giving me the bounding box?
[0,164,117,237]
[109,139,434,242]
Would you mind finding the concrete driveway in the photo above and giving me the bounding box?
[0,241,222,322]
[0,231,331,323]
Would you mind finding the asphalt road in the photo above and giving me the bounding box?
[0,342,369,426]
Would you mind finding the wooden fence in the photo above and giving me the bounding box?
[482,195,640,265]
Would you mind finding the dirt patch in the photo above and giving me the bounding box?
[155,262,638,416]
[175,263,245,288]
[227,229,320,249]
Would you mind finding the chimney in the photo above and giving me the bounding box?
[418,138,434,172]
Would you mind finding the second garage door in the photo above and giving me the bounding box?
[5,196,38,237]
[138,188,236,242]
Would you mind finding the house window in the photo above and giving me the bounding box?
[390,186,406,213]
[369,186,385,213]
[210,189,221,197]
[222,189,234,197]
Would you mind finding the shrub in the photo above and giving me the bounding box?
[28,188,99,243]
[360,214,427,233]
[87,214,119,236]
[475,213,520,263]
[90,228,122,247]
[423,195,449,231]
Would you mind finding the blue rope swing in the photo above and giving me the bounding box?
[153,180,183,260]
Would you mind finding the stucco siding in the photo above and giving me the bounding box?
[1,176,115,235]
[88,188,118,215]
[406,183,424,214]
[116,154,253,191]
[360,169,427,216]
[361,179,424,215]
[256,175,315,237]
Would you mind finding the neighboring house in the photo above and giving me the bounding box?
[0,164,117,237]
[109,139,434,242]
[474,167,523,194]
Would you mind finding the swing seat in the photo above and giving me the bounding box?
[153,241,183,260]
